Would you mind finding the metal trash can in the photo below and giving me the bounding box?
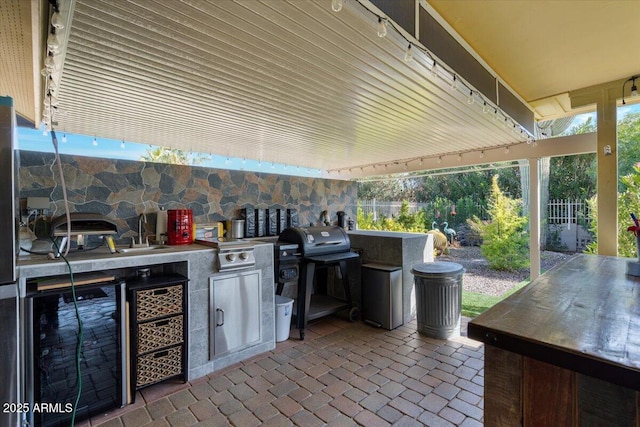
[361,263,403,330]
[411,261,464,339]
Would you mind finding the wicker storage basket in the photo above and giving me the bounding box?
[137,316,184,354]
[135,285,183,321]
[137,346,182,387]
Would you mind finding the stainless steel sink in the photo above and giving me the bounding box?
[117,245,171,254]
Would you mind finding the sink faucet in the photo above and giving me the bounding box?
[137,213,148,246]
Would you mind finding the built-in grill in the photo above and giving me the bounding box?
[195,238,256,272]
[277,226,359,340]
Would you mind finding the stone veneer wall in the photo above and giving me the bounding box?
[19,151,357,241]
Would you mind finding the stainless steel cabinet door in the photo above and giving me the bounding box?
[210,270,261,357]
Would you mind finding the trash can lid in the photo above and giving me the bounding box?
[411,261,464,277]
[275,295,294,305]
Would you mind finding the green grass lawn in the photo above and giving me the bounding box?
[461,279,530,318]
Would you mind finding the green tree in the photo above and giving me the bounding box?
[549,117,597,200]
[618,112,640,185]
[469,175,529,271]
[141,146,210,165]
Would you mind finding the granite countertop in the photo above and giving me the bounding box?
[17,243,214,268]
[348,230,428,238]
[468,254,640,390]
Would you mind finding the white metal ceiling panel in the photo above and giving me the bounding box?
[49,0,526,177]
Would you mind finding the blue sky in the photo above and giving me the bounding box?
[17,127,324,178]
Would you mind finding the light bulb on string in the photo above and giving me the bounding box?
[404,43,413,62]
[479,151,485,159]
[44,55,55,73]
[51,11,65,29]
[450,75,458,91]
[121,140,125,149]
[62,134,67,143]
[331,0,343,12]
[377,17,387,38]
[47,78,57,93]
[92,137,98,146]
[431,61,438,79]
[467,90,474,104]
[47,33,60,52]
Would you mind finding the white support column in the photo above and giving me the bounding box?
[570,79,623,256]
[529,157,541,280]
[596,96,618,255]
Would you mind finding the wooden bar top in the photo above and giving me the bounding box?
[468,254,640,390]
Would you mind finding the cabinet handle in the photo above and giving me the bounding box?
[153,350,169,358]
[153,288,169,295]
[216,308,225,326]
[155,319,170,327]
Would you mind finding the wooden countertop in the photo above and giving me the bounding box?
[468,254,640,390]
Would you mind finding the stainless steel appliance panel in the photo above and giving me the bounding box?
[209,270,261,357]
[0,97,17,285]
[362,264,403,330]
[0,287,18,427]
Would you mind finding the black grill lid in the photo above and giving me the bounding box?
[278,226,350,257]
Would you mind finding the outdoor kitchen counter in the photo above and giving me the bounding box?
[468,254,640,426]
[17,241,276,382]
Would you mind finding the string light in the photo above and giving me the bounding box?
[62,133,67,143]
[92,137,98,146]
[404,43,413,62]
[377,17,387,38]
[121,140,125,149]
[340,0,535,144]
[331,0,343,12]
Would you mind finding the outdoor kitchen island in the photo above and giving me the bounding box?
[468,254,640,426]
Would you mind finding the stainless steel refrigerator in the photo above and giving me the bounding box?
[0,96,20,427]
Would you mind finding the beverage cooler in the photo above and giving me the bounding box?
[25,280,127,427]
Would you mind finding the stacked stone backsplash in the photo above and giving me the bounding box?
[19,151,357,242]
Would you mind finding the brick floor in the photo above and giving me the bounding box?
[84,317,484,426]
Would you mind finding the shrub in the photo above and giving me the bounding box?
[469,175,529,271]
[586,164,640,257]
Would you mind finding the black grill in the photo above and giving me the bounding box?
[277,226,359,340]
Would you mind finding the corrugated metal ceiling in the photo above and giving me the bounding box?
[46,0,527,178]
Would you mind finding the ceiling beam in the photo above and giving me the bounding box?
[333,132,596,180]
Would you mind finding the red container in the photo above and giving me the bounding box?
[167,209,193,245]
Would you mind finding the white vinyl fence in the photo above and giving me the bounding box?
[547,199,593,251]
